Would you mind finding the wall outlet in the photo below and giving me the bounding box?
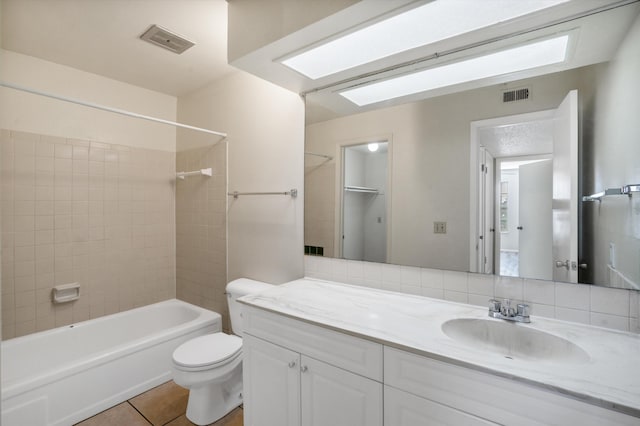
[433,221,447,234]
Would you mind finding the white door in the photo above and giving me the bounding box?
[552,90,579,283]
[483,151,495,274]
[301,355,382,426]
[518,160,553,280]
[477,147,495,274]
[243,335,300,426]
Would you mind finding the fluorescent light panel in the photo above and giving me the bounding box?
[340,35,569,106]
[281,0,569,79]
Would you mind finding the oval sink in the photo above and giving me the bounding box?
[442,318,590,363]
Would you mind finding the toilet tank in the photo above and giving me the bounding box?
[226,278,273,336]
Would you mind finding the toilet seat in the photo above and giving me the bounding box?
[173,333,242,371]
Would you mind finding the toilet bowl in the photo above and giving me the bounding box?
[171,278,273,425]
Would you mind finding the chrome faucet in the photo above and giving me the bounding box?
[488,299,530,323]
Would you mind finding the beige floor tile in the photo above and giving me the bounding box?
[129,381,189,426]
[165,407,243,426]
[75,402,151,426]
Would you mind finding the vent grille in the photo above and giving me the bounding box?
[503,88,530,103]
[140,25,194,54]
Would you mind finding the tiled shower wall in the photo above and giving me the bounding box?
[305,255,640,334]
[1,129,176,339]
[175,143,228,330]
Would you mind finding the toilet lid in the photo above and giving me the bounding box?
[173,333,242,368]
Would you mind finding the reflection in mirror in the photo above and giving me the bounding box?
[341,142,389,263]
[304,7,640,290]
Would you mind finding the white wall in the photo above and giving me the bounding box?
[306,65,600,272]
[588,14,640,288]
[178,71,305,284]
[0,50,177,151]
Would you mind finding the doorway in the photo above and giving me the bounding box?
[470,90,579,282]
[340,142,389,262]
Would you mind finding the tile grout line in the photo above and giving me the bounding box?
[126,400,154,425]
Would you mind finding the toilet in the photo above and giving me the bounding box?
[172,278,273,425]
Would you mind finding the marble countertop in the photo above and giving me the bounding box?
[239,278,640,417]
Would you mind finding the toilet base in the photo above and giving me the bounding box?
[180,363,243,425]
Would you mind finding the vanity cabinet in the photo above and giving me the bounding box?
[385,347,638,426]
[242,304,638,426]
[242,307,383,426]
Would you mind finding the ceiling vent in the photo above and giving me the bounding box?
[502,87,530,103]
[140,25,195,54]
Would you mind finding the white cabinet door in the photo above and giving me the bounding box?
[300,355,382,426]
[385,386,497,426]
[243,334,300,426]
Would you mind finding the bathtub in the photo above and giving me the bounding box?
[1,299,220,426]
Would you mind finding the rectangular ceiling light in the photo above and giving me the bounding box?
[339,35,569,106]
[281,0,569,79]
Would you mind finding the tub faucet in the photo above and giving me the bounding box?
[488,299,530,323]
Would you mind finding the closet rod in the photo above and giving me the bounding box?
[0,80,227,138]
[305,151,333,160]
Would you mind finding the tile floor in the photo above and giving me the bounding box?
[75,381,243,426]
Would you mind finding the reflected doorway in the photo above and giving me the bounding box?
[340,142,389,262]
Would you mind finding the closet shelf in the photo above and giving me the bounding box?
[344,185,380,194]
[582,184,640,202]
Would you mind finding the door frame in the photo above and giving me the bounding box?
[334,134,393,261]
[469,109,554,273]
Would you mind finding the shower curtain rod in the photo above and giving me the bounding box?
[0,80,228,138]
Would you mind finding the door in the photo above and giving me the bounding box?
[552,90,579,283]
[477,147,495,274]
[301,355,382,426]
[243,335,300,426]
[518,160,553,280]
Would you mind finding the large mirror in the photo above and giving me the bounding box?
[304,2,640,290]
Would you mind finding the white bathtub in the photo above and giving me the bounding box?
[1,299,220,426]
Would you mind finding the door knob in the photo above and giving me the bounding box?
[301,365,308,373]
[555,260,570,269]
[517,226,523,230]
[288,361,296,368]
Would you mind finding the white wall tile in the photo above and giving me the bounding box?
[555,283,589,310]
[421,287,444,300]
[363,261,382,284]
[467,272,494,296]
[444,290,468,304]
[443,270,468,292]
[590,312,629,332]
[381,263,401,285]
[524,278,555,305]
[400,265,421,286]
[555,307,590,325]
[467,293,490,308]
[590,286,629,316]
[630,291,639,319]
[530,303,555,319]
[420,268,443,289]
[330,258,348,283]
[494,276,523,301]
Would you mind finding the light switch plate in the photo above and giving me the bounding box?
[434,222,447,234]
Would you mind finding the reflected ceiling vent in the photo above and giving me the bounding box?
[502,87,530,103]
[140,24,194,54]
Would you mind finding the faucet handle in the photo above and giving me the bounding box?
[488,299,501,312]
[501,299,514,316]
[517,303,530,317]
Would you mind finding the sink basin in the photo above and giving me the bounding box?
[442,318,590,363]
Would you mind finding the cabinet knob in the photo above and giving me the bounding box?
[301,365,308,373]
[288,361,296,368]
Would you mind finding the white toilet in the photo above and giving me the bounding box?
[172,278,273,425]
